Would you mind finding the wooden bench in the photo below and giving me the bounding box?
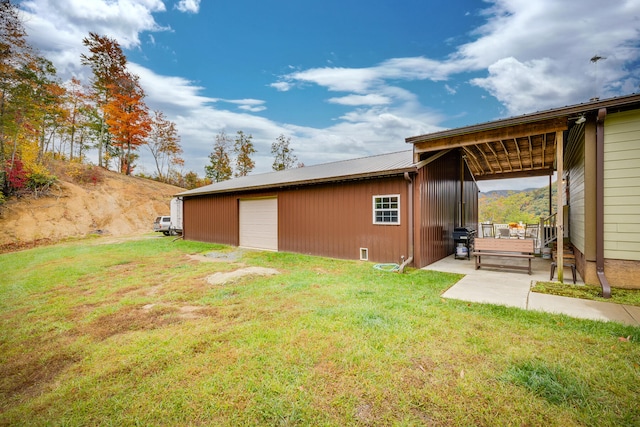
[472,238,535,275]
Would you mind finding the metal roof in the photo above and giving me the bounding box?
[405,93,640,181]
[406,93,640,144]
[178,150,416,197]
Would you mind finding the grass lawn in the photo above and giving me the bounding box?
[532,281,640,307]
[1,236,639,426]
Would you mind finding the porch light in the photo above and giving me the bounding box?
[575,115,586,124]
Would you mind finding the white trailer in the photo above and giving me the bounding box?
[170,197,183,235]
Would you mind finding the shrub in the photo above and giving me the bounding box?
[66,162,103,185]
[27,171,58,197]
[5,159,28,195]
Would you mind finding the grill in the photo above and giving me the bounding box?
[453,227,475,259]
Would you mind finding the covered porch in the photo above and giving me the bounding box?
[407,94,640,297]
[409,113,574,281]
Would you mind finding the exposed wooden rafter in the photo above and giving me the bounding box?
[412,117,567,154]
[462,147,483,175]
[514,138,523,170]
[499,140,513,171]
[476,144,494,174]
[541,133,547,168]
[484,143,502,172]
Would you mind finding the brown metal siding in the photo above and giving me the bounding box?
[183,160,476,269]
[278,177,409,263]
[414,150,477,268]
[183,194,239,245]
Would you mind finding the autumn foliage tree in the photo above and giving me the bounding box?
[0,6,201,198]
[146,110,183,182]
[103,73,151,175]
[205,131,232,182]
[61,77,93,161]
[0,0,60,196]
[233,130,255,177]
[81,32,128,169]
[271,134,297,171]
[25,56,66,162]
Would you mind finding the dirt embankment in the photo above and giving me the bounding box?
[0,164,183,251]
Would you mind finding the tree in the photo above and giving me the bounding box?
[146,110,182,182]
[233,130,255,177]
[103,73,151,175]
[271,134,297,171]
[81,32,128,169]
[0,0,34,193]
[22,56,65,163]
[62,77,92,161]
[0,3,61,195]
[205,131,232,182]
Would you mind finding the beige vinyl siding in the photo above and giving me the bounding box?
[604,109,640,260]
[565,123,586,254]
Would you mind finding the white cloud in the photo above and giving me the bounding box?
[470,57,583,114]
[127,63,218,110]
[175,0,200,13]
[274,56,457,96]
[328,94,391,106]
[455,0,640,113]
[20,0,168,75]
[287,67,380,93]
[238,105,267,113]
[270,81,293,92]
[224,99,268,112]
[275,0,640,116]
[17,0,640,186]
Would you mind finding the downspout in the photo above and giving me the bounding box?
[399,171,414,273]
[596,108,612,298]
[459,155,465,227]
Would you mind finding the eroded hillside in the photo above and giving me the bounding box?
[0,164,183,251]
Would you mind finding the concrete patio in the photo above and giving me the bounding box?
[424,254,640,326]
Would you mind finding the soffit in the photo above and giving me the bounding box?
[407,93,640,181]
[413,118,566,180]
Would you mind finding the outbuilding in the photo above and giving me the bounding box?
[406,93,640,291]
[178,93,640,292]
[177,149,478,269]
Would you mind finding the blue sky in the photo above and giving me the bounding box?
[18,0,640,191]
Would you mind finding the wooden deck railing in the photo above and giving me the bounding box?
[540,213,557,248]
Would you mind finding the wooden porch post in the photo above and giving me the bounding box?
[548,172,553,216]
[556,131,564,283]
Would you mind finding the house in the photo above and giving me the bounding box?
[178,93,640,291]
[177,149,477,270]
[406,93,640,291]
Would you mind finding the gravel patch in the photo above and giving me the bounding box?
[206,267,280,285]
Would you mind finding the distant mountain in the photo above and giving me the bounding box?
[480,188,540,198]
[479,185,558,224]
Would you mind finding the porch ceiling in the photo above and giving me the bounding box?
[410,117,567,181]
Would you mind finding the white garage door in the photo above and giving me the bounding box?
[239,198,278,251]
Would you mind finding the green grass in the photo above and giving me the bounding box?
[1,236,639,426]
[532,281,640,307]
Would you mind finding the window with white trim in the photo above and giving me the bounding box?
[373,195,400,225]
